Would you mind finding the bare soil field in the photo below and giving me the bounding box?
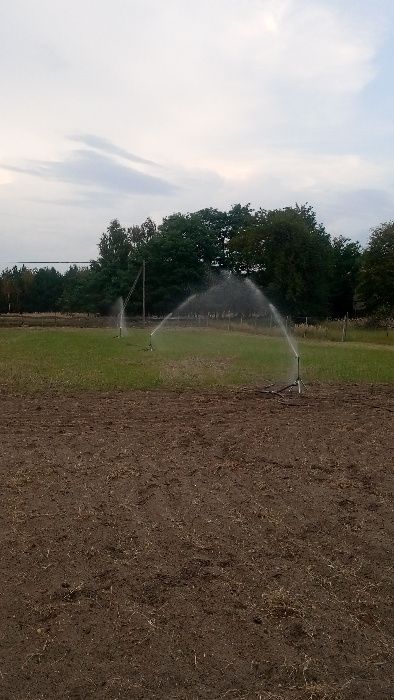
[1,386,393,699]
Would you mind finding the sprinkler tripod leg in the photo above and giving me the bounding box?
[278,355,306,394]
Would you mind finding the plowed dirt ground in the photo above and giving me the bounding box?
[1,385,393,699]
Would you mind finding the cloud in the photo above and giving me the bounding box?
[69,134,158,166]
[325,188,393,219]
[0,0,393,259]
[318,188,394,241]
[2,148,176,197]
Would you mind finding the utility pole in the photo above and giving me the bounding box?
[142,260,146,326]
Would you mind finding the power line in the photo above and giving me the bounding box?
[17,261,90,264]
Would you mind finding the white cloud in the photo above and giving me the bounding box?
[223,0,376,91]
[0,0,393,260]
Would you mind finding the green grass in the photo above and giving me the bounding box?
[0,327,393,392]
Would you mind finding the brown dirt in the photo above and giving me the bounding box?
[1,385,393,700]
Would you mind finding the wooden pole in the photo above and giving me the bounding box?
[341,312,348,342]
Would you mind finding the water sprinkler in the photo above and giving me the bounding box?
[279,354,306,394]
[295,354,303,394]
[265,302,306,393]
[148,333,154,351]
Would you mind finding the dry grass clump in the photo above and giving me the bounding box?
[261,586,302,619]
[294,324,328,339]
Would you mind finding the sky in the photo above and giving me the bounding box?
[1,0,393,268]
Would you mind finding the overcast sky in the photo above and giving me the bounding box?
[1,0,393,267]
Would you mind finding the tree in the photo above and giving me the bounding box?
[192,204,254,269]
[60,266,95,313]
[0,265,34,313]
[0,269,16,312]
[90,219,134,312]
[141,212,219,313]
[330,236,362,317]
[128,217,157,249]
[230,205,332,318]
[358,222,394,315]
[25,268,64,312]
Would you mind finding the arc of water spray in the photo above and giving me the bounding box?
[149,293,197,350]
[268,303,305,393]
[268,303,298,359]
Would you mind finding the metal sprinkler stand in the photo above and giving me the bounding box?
[279,355,306,394]
[148,334,154,351]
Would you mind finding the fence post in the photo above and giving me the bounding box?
[341,313,348,342]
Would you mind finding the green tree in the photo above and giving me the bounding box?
[230,205,332,317]
[192,204,254,268]
[0,269,16,312]
[90,219,134,312]
[60,266,95,313]
[330,236,361,317]
[25,268,64,312]
[0,266,61,312]
[358,222,394,315]
[128,217,157,249]
[141,212,220,313]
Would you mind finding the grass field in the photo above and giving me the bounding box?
[0,326,393,391]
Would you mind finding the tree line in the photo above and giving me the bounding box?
[1,204,393,319]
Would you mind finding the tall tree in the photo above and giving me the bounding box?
[90,219,134,312]
[330,236,361,317]
[25,268,64,312]
[60,266,95,313]
[128,217,157,249]
[192,204,254,269]
[141,212,220,313]
[0,269,16,312]
[230,205,332,317]
[358,221,394,315]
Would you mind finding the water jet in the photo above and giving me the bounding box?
[112,297,127,338]
[268,303,305,393]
